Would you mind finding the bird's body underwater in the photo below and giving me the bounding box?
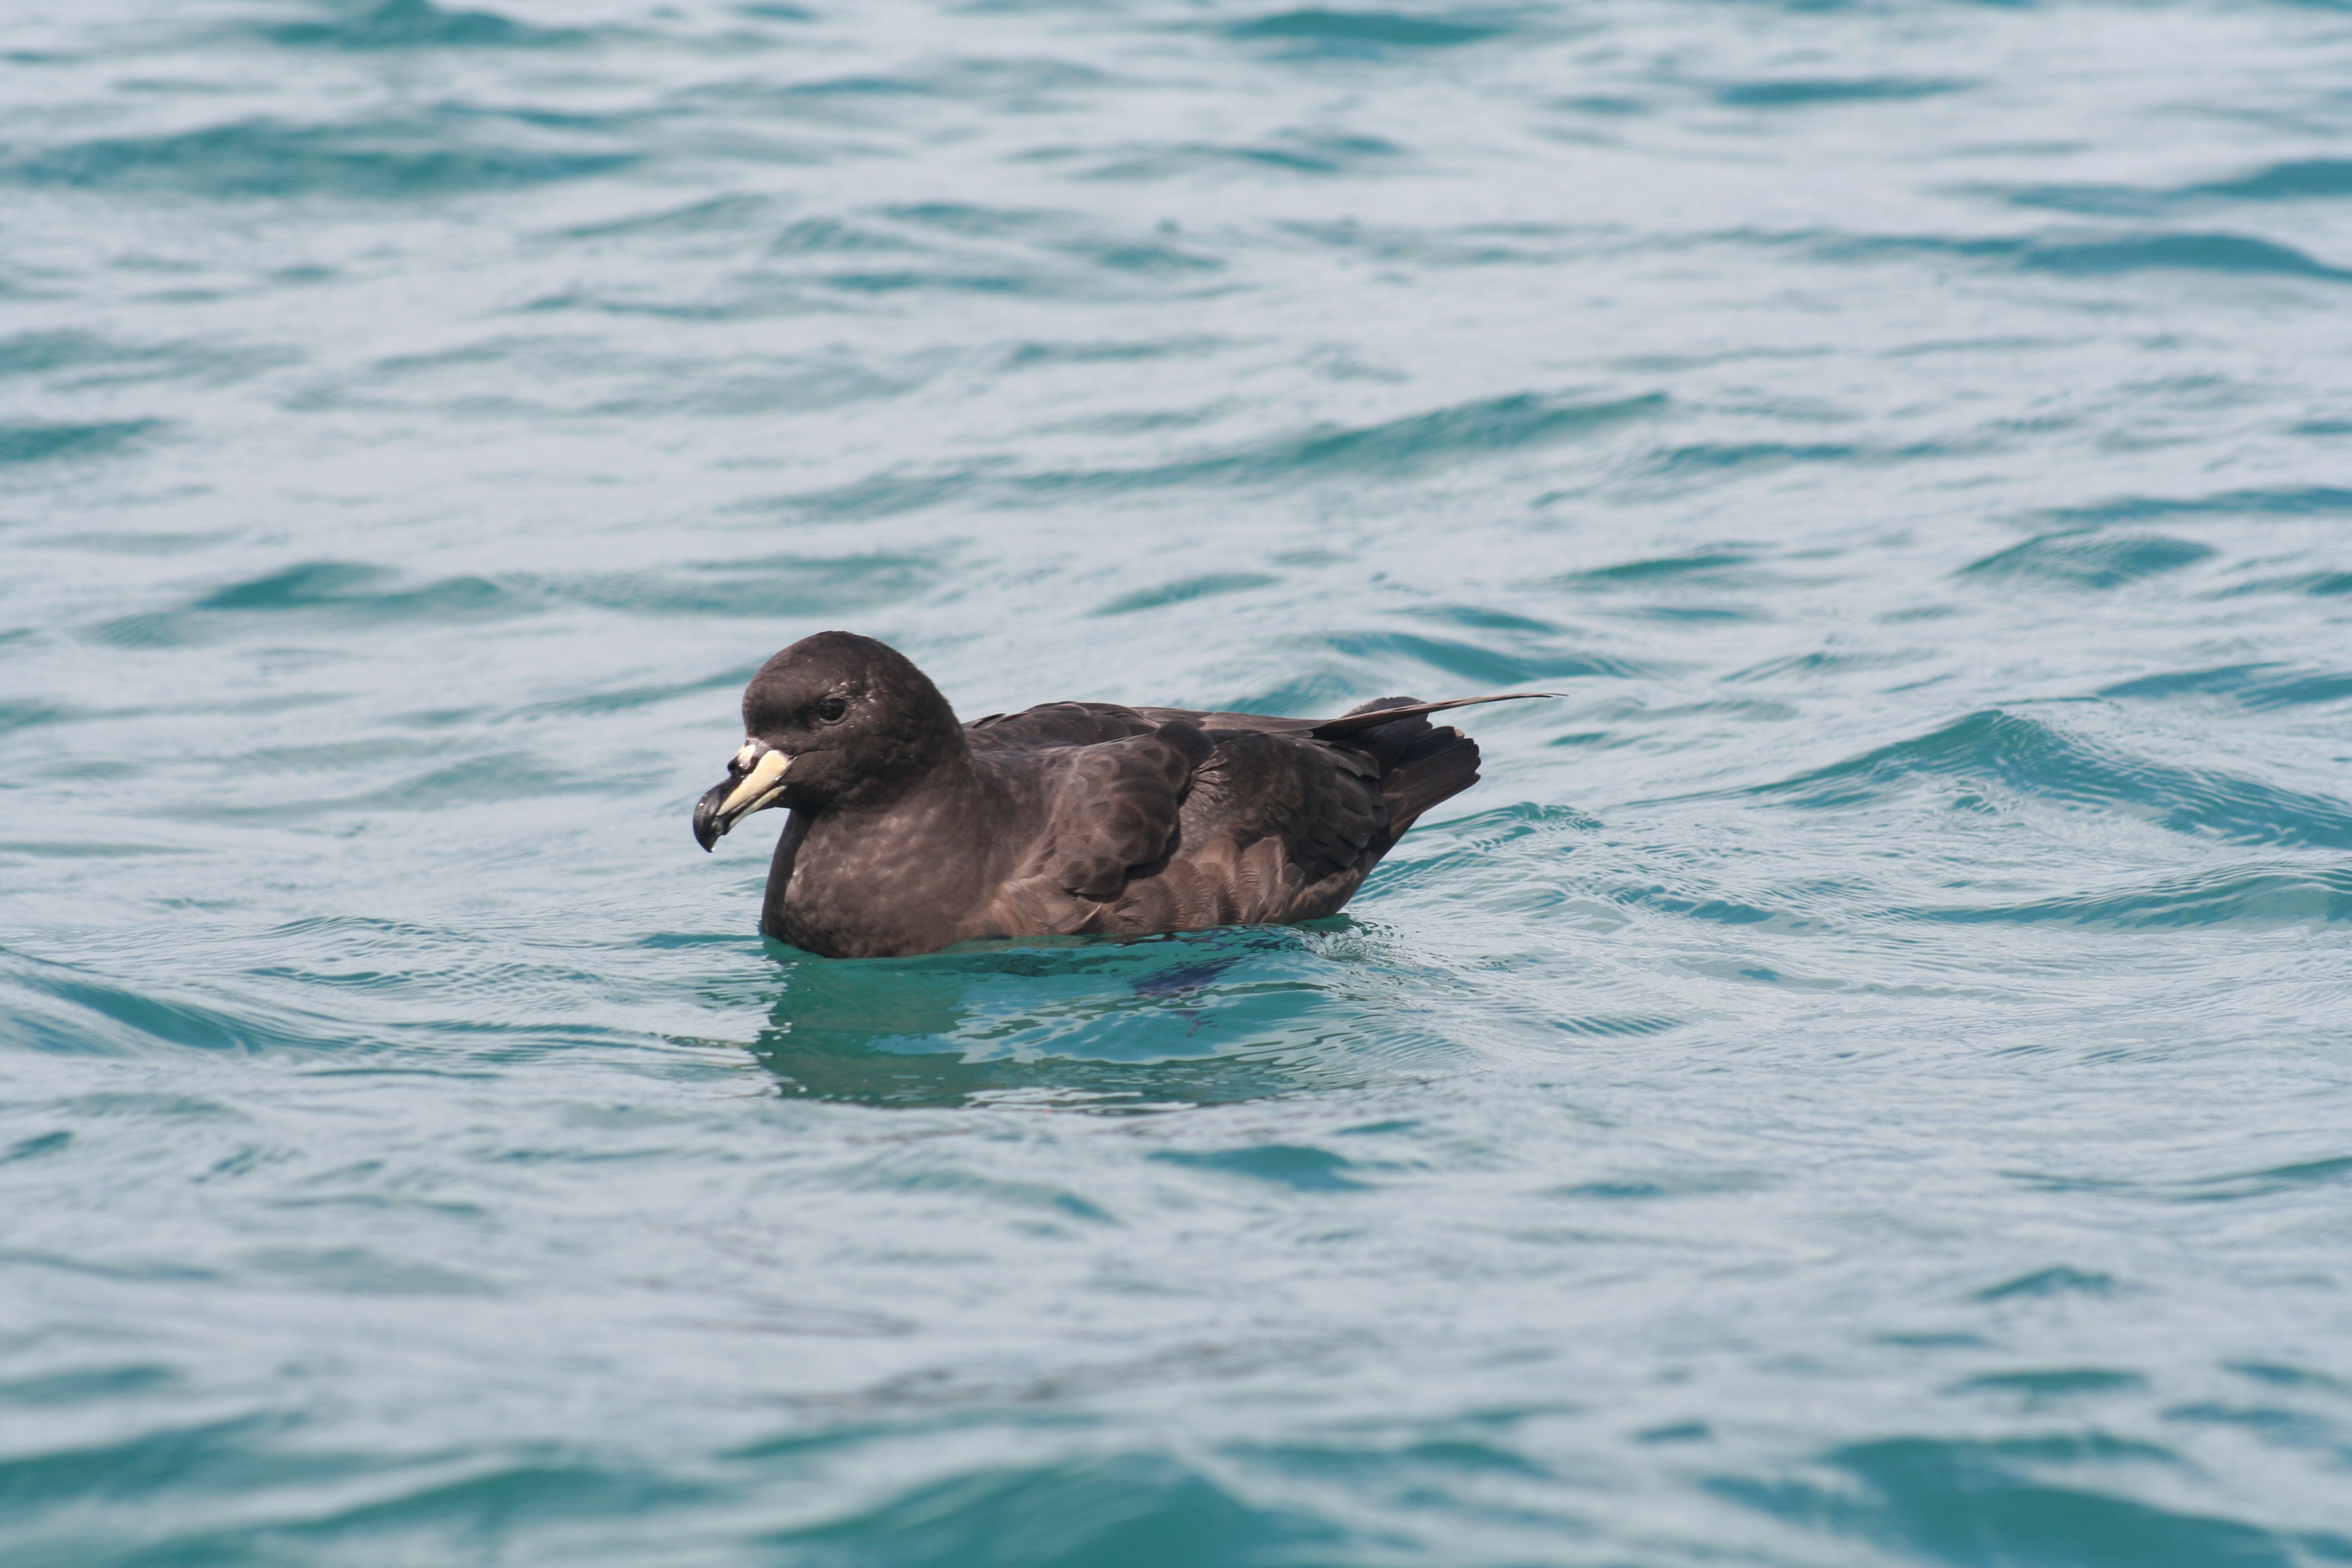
[693,632,1550,960]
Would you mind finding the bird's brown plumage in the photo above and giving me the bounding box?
[691,632,1547,958]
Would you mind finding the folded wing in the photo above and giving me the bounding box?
[966,691,1531,937]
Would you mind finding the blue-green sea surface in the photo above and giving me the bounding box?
[6,1,2352,1563]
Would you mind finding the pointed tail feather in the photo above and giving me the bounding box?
[1307,691,1556,739]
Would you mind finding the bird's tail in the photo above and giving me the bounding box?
[1330,696,1488,842]
[1306,689,1553,740]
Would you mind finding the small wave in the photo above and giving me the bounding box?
[0,331,106,376]
[240,1245,499,1296]
[804,56,1105,102]
[1605,885,1788,928]
[1958,532,2215,589]
[1392,800,1601,849]
[2100,664,2352,711]
[12,118,634,199]
[2021,232,2352,280]
[260,0,590,50]
[0,331,292,391]
[673,57,1105,139]
[821,269,1049,297]
[745,468,994,522]
[1321,630,1643,687]
[272,751,619,816]
[1638,441,1864,480]
[2184,1154,2352,1203]
[2163,1401,2343,1458]
[1223,10,1507,49]
[193,561,500,616]
[765,216,924,257]
[1955,1369,2149,1406]
[557,193,774,241]
[0,331,157,378]
[0,1361,175,1403]
[1715,76,1968,108]
[2005,159,2352,215]
[1026,391,1666,491]
[1725,649,1924,683]
[1093,574,1281,615]
[1975,1267,2121,1302]
[0,839,195,864]
[1000,337,1229,372]
[0,949,345,1057]
[1800,228,2352,283]
[2015,1156,2352,1207]
[1918,867,2352,928]
[591,361,918,418]
[1150,1143,1367,1190]
[1230,1433,1556,1493]
[0,1413,306,1523]
[1,1130,73,1166]
[759,392,1663,517]
[0,698,67,734]
[2191,158,2352,201]
[93,561,525,647]
[2227,1362,2351,1393]
[762,1452,1333,1567]
[0,419,159,466]
[564,203,1232,314]
[1544,549,1759,587]
[2216,569,2352,597]
[883,201,1058,239]
[1081,132,1407,181]
[1362,801,1601,910]
[1405,604,1561,634]
[546,554,936,619]
[69,1448,712,1561]
[1549,1014,1682,1038]
[1618,436,1973,495]
[2039,486,2352,526]
[1279,217,1592,267]
[1710,1434,2330,1568]
[1746,709,2352,850]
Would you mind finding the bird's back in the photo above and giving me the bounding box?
[964,697,1485,939]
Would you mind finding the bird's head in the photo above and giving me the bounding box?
[691,631,964,849]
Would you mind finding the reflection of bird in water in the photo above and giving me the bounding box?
[1128,958,1243,1035]
[747,943,1301,1109]
[693,631,1552,958]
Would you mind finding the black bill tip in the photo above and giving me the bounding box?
[691,781,730,852]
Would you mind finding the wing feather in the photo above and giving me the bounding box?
[963,689,1540,938]
[966,702,1162,751]
[979,721,1214,928]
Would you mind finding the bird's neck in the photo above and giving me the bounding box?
[761,748,1011,958]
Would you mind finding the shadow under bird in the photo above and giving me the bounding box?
[693,632,1554,959]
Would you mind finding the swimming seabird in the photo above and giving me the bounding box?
[693,631,1550,958]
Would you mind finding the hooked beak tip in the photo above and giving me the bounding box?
[693,747,790,853]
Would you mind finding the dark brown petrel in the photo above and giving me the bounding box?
[692,631,1552,959]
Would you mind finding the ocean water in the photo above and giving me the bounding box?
[5,0,2352,1562]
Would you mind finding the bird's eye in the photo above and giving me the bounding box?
[815,696,849,723]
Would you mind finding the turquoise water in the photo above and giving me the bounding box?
[6,0,2352,1561]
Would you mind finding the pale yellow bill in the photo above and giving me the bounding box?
[719,748,791,817]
